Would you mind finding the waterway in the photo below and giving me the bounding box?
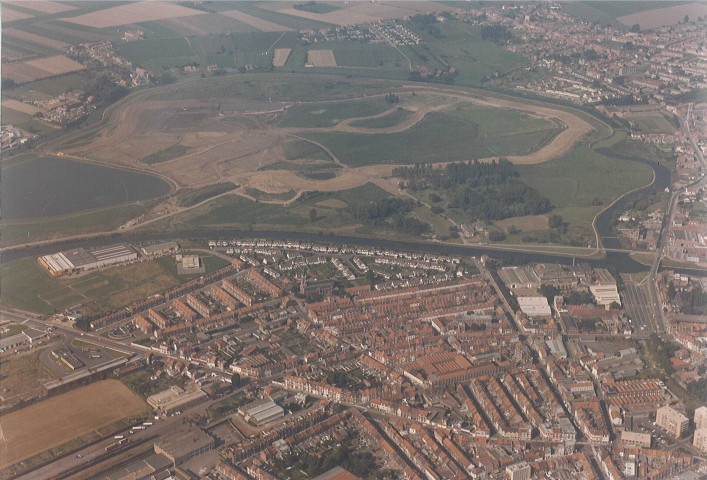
[1,156,171,220]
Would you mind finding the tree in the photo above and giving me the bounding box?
[548,214,563,229]
[630,23,641,32]
[309,208,317,222]
[610,301,621,310]
[231,372,241,387]
[684,15,689,23]
[1,78,16,90]
[508,225,520,235]
[159,71,175,85]
[489,230,506,242]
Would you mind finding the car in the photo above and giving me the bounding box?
[76,454,83,458]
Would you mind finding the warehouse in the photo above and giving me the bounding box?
[39,244,137,276]
[517,296,552,317]
[154,424,214,466]
[239,399,284,426]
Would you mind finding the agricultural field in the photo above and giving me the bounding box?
[141,144,190,165]
[2,55,85,84]
[0,380,148,469]
[273,48,291,67]
[1,5,34,23]
[5,0,76,14]
[560,1,691,28]
[62,1,206,28]
[221,9,292,31]
[307,49,337,67]
[616,2,706,29]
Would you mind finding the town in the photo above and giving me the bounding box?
[1,234,705,480]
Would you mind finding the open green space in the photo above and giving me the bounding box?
[244,188,296,202]
[0,256,183,316]
[176,182,238,207]
[0,204,145,247]
[279,98,392,128]
[349,107,414,129]
[12,71,93,97]
[151,182,396,234]
[302,107,562,167]
[282,139,332,161]
[140,144,190,165]
[561,1,689,28]
[1,107,33,126]
[293,2,342,14]
[515,143,654,244]
[626,114,677,135]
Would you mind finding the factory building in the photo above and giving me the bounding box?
[39,244,137,276]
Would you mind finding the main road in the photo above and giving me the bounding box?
[646,103,707,336]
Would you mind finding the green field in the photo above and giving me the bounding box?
[516,143,654,243]
[244,187,296,202]
[560,1,689,28]
[627,114,677,135]
[176,182,238,207]
[141,144,190,165]
[293,2,342,14]
[152,182,393,233]
[0,204,146,247]
[282,139,332,161]
[0,257,181,315]
[1,107,33,126]
[349,107,414,129]
[279,98,392,128]
[302,107,562,167]
[226,2,337,30]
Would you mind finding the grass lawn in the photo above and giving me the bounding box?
[0,204,145,247]
[279,98,392,128]
[349,107,414,129]
[302,108,561,167]
[244,188,296,202]
[0,257,183,316]
[141,144,190,165]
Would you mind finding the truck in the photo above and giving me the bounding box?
[142,422,153,426]
[114,435,124,440]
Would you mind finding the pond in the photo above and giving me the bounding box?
[1,156,171,220]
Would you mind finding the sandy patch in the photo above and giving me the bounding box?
[221,9,292,32]
[307,50,336,67]
[63,1,207,28]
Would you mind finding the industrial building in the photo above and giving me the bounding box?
[147,384,207,414]
[39,244,137,276]
[517,296,552,317]
[589,268,621,306]
[153,424,214,466]
[140,241,179,256]
[239,399,284,426]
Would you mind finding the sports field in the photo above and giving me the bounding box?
[0,380,148,469]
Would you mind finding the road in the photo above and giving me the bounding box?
[646,103,707,337]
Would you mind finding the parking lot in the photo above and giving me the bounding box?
[622,282,654,334]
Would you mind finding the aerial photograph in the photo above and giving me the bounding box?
[0,0,706,479]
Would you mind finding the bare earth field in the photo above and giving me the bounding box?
[3,28,68,50]
[2,55,85,84]
[307,50,337,67]
[617,2,707,29]
[5,0,76,14]
[2,99,44,115]
[273,48,292,67]
[495,214,550,233]
[0,380,148,469]
[1,6,34,23]
[221,9,292,32]
[63,1,207,28]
